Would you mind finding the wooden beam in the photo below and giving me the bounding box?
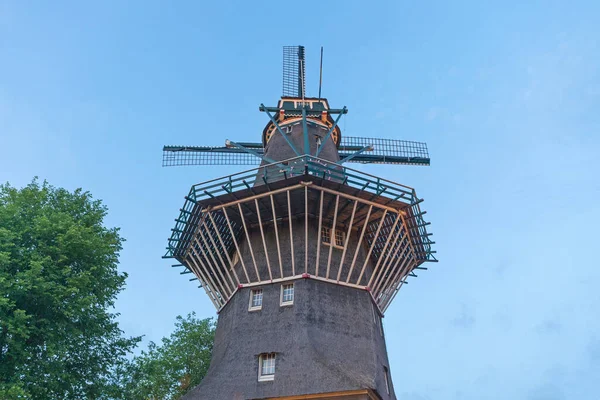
[188,246,224,307]
[193,235,232,298]
[304,185,308,274]
[287,190,296,276]
[373,238,409,298]
[367,212,401,288]
[237,203,261,282]
[337,200,357,282]
[202,217,237,287]
[325,194,340,279]
[371,227,406,295]
[346,205,373,283]
[379,247,412,311]
[208,183,306,211]
[312,184,403,214]
[254,198,273,281]
[185,252,219,309]
[314,190,325,277]
[221,206,251,283]
[356,210,388,286]
[270,194,284,278]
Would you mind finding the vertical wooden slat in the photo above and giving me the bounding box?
[314,190,325,277]
[400,213,419,261]
[254,199,273,281]
[304,185,308,274]
[346,205,373,283]
[270,194,284,278]
[189,241,228,305]
[193,235,232,298]
[237,203,261,282]
[201,218,237,287]
[337,200,357,282]
[367,213,401,288]
[373,236,409,297]
[356,210,388,286]
[222,206,251,283]
[287,190,295,276]
[206,212,241,285]
[379,246,412,310]
[325,194,340,279]
[186,252,219,309]
[371,226,406,295]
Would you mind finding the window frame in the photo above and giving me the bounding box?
[280,283,294,306]
[248,288,263,311]
[258,353,276,382]
[321,226,345,249]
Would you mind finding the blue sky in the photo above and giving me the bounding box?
[1,1,599,399]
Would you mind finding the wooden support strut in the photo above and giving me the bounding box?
[304,185,309,274]
[185,252,219,308]
[237,203,261,282]
[325,194,340,279]
[346,205,373,283]
[373,238,410,299]
[337,200,358,282]
[315,190,325,277]
[356,210,388,286]
[188,214,228,300]
[221,206,251,283]
[254,199,273,281]
[270,194,284,279]
[367,212,401,288]
[193,235,233,298]
[204,213,241,286]
[188,246,224,307]
[207,183,306,211]
[287,190,296,276]
[380,248,413,311]
[371,226,407,295]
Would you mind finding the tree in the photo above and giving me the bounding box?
[123,313,215,400]
[0,180,141,399]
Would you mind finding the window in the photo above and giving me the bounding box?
[249,289,263,311]
[321,226,345,249]
[280,283,294,306]
[258,353,276,381]
[383,366,390,394]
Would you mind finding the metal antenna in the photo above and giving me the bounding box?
[318,46,323,100]
[300,58,305,103]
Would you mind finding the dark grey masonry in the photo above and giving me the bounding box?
[182,278,395,400]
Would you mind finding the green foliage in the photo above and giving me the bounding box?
[0,179,141,399]
[122,313,215,400]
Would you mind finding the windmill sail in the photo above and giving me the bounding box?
[282,45,305,98]
[163,137,430,167]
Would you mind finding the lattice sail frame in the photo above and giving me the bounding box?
[162,137,430,167]
[165,156,436,313]
[282,46,305,98]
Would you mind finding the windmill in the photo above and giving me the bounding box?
[162,45,431,169]
[163,46,436,400]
